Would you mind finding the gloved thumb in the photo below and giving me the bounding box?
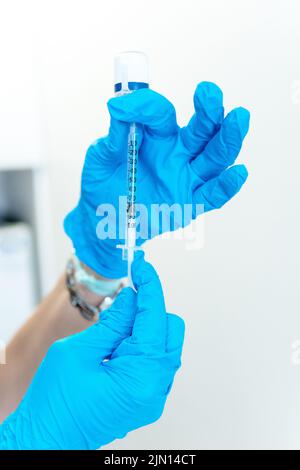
[100,287,136,338]
[68,287,137,362]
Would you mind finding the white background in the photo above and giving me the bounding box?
[1,0,300,449]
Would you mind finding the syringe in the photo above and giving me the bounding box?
[114,52,149,288]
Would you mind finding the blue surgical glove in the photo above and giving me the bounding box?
[64,82,250,278]
[0,258,184,450]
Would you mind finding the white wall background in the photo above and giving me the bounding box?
[2,0,300,449]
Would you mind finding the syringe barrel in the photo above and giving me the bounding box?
[113,52,149,285]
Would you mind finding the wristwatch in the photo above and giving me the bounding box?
[66,257,124,321]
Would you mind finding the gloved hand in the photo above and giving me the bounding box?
[0,257,184,450]
[64,82,250,278]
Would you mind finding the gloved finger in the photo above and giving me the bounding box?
[190,107,250,181]
[69,287,137,362]
[105,117,130,156]
[193,164,248,211]
[153,314,185,396]
[130,255,167,352]
[107,88,178,137]
[166,313,185,363]
[180,82,224,155]
[87,119,143,166]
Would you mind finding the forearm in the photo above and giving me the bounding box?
[0,273,100,423]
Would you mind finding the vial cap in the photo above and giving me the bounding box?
[114,51,149,93]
